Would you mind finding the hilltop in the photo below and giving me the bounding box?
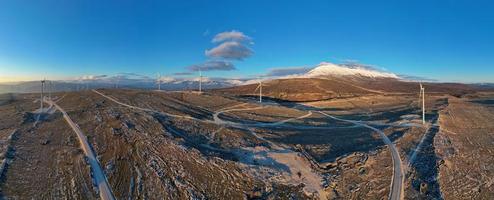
[216,63,482,102]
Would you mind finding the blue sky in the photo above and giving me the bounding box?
[0,0,493,83]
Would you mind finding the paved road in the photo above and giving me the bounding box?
[319,111,404,200]
[48,100,115,200]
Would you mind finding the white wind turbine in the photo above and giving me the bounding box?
[253,77,263,103]
[48,80,52,101]
[198,69,202,93]
[157,73,161,91]
[40,79,46,111]
[419,83,425,125]
[115,76,120,89]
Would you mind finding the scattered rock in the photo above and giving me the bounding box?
[40,139,50,145]
[105,160,115,174]
[326,188,339,200]
[358,167,366,175]
[123,121,135,129]
[420,182,428,194]
[110,128,122,136]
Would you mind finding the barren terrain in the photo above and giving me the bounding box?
[434,94,494,199]
[0,86,493,199]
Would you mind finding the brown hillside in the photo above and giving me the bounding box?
[215,77,480,102]
[215,78,375,102]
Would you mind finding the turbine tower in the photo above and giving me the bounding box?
[259,79,262,103]
[48,81,52,101]
[157,73,161,91]
[40,79,46,111]
[419,83,425,124]
[198,69,202,93]
[115,76,120,89]
[254,77,263,103]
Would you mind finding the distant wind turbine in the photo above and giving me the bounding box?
[48,81,52,100]
[115,76,120,89]
[157,73,161,91]
[40,79,46,111]
[198,69,202,93]
[254,77,263,103]
[419,83,425,124]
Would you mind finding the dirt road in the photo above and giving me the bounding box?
[48,100,115,200]
[319,111,404,200]
[214,105,326,199]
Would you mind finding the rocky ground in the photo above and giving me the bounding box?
[434,94,494,199]
[0,90,492,199]
[0,93,96,199]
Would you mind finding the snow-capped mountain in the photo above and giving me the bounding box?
[303,62,399,79]
[0,62,407,94]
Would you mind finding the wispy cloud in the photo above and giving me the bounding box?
[186,30,253,72]
[173,72,194,76]
[398,74,437,82]
[339,61,383,72]
[264,67,312,77]
[212,30,251,43]
[205,30,253,60]
[187,60,236,72]
[79,74,107,80]
[205,41,253,60]
[116,72,152,80]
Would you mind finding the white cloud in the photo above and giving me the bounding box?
[187,60,236,72]
[212,30,251,43]
[205,41,253,60]
[79,75,107,80]
[264,67,312,77]
[173,72,193,76]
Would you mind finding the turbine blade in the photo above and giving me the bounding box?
[253,83,261,92]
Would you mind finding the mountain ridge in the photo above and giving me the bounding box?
[303,62,399,79]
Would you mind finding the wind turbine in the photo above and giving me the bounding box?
[198,69,202,93]
[419,83,425,125]
[157,73,161,91]
[254,77,263,103]
[115,76,120,89]
[48,81,52,101]
[40,79,46,111]
[52,81,56,100]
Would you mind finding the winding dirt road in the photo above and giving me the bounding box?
[318,111,404,200]
[214,104,326,199]
[93,89,408,199]
[94,90,327,198]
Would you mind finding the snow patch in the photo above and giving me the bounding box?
[304,62,399,79]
